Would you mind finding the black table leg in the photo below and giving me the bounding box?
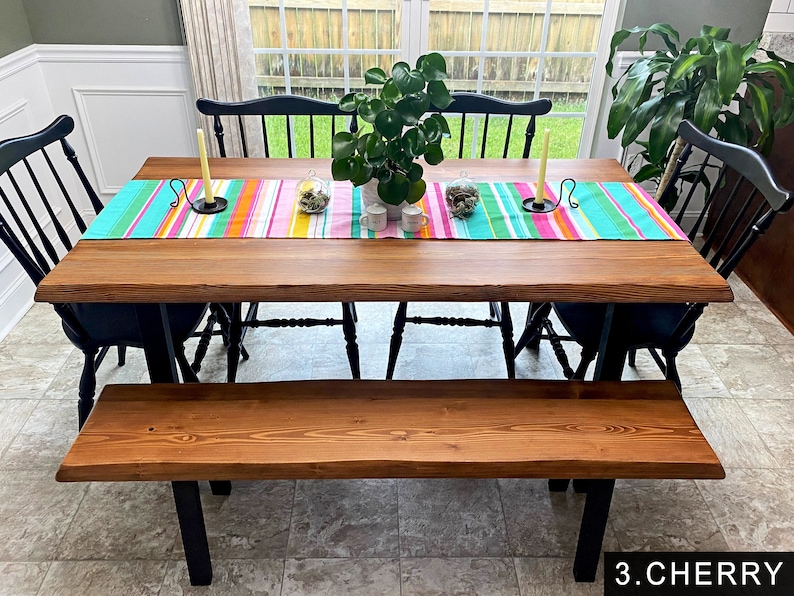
[573,478,615,582]
[593,303,627,382]
[172,481,212,585]
[134,304,179,383]
[386,302,408,379]
[548,479,570,492]
[209,481,232,495]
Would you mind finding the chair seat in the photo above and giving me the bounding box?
[553,302,695,352]
[62,303,208,351]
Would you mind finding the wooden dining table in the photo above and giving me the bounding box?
[34,157,733,382]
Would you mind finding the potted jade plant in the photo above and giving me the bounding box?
[331,53,454,218]
[606,24,794,210]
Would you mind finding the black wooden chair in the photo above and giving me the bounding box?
[386,93,553,379]
[527,119,793,387]
[0,115,209,427]
[196,96,360,381]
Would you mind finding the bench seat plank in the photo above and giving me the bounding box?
[57,380,724,482]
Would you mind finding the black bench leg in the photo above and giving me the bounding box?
[573,479,615,582]
[209,481,232,496]
[573,479,589,493]
[172,481,212,586]
[548,479,570,492]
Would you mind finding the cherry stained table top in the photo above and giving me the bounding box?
[35,158,732,305]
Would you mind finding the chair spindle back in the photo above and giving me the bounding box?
[432,93,553,159]
[0,115,102,285]
[658,120,793,281]
[196,96,360,159]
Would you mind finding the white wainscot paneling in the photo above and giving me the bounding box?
[73,87,194,194]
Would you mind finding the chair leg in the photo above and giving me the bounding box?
[387,302,408,379]
[573,347,597,380]
[350,302,358,323]
[78,348,99,429]
[341,302,360,379]
[176,346,199,383]
[499,302,515,378]
[117,345,126,366]
[489,301,497,318]
[191,305,219,373]
[514,302,552,357]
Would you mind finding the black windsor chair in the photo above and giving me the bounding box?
[196,95,360,382]
[522,119,793,388]
[386,92,553,379]
[0,116,209,427]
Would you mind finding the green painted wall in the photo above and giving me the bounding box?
[22,0,183,46]
[622,0,772,46]
[0,0,34,57]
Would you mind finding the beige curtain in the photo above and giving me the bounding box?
[180,0,263,157]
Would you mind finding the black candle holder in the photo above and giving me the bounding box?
[191,197,228,214]
[522,178,578,213]
[169,179,228,214]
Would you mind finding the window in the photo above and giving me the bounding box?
[247,0,619,157]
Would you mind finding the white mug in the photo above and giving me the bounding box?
[359,204,388,232]
[401,205,430,233]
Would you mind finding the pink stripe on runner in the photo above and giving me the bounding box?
[598,182,646,239]
[329,182,354,237]
[126,180,167,238]
[429,182,455,238]
[265,180,287,237]
[627,183,687,240]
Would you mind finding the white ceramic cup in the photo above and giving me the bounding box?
[401,205,430,233]
[359,203,388,232]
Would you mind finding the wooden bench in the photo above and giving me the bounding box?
[57,379,723,586]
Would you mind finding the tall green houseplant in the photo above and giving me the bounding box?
[331,53,453,205]
[606,24,794,209]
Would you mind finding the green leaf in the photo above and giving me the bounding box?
[401,128,427,157]
[377,169,393,184]
[606,29,633,77]
[386,138,403,161]
[396,94,430,125]
[415,54,426,70]
[420,52,448,81]
[339,93,357,112]
[633,163,665,183]
[700,25,731,41]
[429,113,451,137]
[374,109,404,140]
[354,92,368,106]
[364,67,388,85]
[392,62,426,94]
[747,82,774,146]
[405,179,427,204]
[713,40,745,104]
[693,78,721,133]
[332,131,358,159]
[424,143,444,165]
[607,59,658,139]
[349,158,374,186]
[381,79,401,107]
[715,113,748,146]
[407,162,424,183]
[358,99,386,124]
[741,38,761,63]
[356,133,369,156]
[421,117,442,143]
[365,134,386,159]
[427,80,453,109]
[607,24,681,76]
[665,54,716,93]
[331,156,360,181]
[648,93,688,164]
[621,93,665,147]
[746,60,794,95]
[378,173,410,205]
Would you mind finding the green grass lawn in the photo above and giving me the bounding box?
[258,102,585,160]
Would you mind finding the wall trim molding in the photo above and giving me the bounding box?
[72,85,194,194]
[35,44,188,64]
[0,45,39,83]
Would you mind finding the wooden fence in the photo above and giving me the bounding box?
[249,0,603,101]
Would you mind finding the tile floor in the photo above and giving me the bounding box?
[0,277,792,595]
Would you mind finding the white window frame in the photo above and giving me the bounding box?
[251,0,623,157]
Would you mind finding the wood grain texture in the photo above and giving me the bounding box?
[57,380,725,482]
[34,157,731,305]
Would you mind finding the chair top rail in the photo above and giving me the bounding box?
[197,95,351,117]
[0,115,74,174]
[433,93,553,116]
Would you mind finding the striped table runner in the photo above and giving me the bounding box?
[82,178,687,241]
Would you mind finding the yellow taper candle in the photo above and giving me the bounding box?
[196,128,215,204]
[534,128,551,205]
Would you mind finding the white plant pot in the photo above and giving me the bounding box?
[360,179,406,220]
